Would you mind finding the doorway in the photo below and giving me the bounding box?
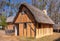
[15,24,19,36]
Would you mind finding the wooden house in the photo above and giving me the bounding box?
[6,16,15,35]
[53,24,60,32]
[6,3,54,38]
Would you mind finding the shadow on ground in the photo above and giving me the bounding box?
[54,38,60,41]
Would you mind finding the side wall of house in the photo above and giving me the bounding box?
[7,23,14,30]
[19,23,35,37]
[36,24,53,38]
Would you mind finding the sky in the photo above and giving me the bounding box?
[1,0,32,16]
[6,0,32,4]
[0,0,49,17]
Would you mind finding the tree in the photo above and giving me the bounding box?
[0,0,6,9]
[6,0,20,17]
[0,12,7,29]
[0,16,7,26]
[47,0,60,24]
[37,0,60,24]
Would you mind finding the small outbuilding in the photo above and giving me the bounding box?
[53,24,60,32]
[6,16,15,35]
[6,3,54,38]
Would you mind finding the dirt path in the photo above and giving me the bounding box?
[0,30,19,41]
[0,30,60,41]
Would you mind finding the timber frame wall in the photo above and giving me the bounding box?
[18,22,36,37]
[14,5,53,38]
[36,23,53,38]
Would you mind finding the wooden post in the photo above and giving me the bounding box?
[15,25,17,36]
[34,23,36,37]
[36,23,39,37]
[58,26,59,32]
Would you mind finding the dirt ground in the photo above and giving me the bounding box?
[0,30,19,41]
[0,30,60,41]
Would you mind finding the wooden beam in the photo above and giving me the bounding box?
[23,24,24,36]
[34,23,36,37]
[26,24,27,37]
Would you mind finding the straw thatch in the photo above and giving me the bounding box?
[6,16,15,23]
[6,3,54,24]
[18,3,54,24]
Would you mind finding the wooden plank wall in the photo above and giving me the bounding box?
[19,23,35,37]
[15,7,34,23]
[36,24,53,38]
[7,24,14,30]
[19,24,23,37]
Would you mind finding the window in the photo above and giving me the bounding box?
[38,23,41,28]
[24,23,27,29]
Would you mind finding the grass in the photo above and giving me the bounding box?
[0,30,60,41]
[17,32,60,41]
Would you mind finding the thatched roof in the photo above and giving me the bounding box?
[18,3,54,24]
[6,16,15,23]
[6,3,54,24]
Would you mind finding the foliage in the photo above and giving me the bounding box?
[0,16,7,26]
[37,0,60,24]
[39,2,47,10]
[8,10,13,17]
[0,0,60,24]
[39,5,43,10]
[0,0,6,9]
[0,0,20,17]
[0,12,7,27]
[47,0,60,24]
[39,0,42,2]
